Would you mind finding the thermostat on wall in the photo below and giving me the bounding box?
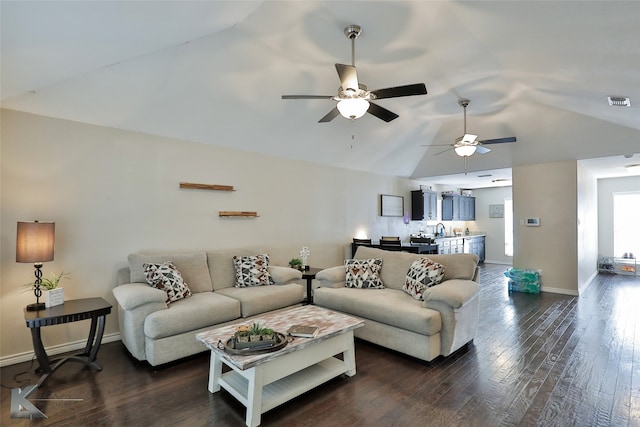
[526,218,540,227]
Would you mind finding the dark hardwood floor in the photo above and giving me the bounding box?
[2,264,639,426]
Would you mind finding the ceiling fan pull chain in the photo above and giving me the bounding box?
[350,120,357,149]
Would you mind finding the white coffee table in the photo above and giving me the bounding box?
[196,305,364,427]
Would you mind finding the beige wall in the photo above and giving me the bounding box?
[0,109,414,361]
[512,161,578,295]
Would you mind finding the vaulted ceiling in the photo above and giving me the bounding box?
[2,1,639,187]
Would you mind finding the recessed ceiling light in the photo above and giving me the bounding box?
[477,174,492,178]
[625,164,640,173]
[607,96,631,107]
[491,178,510,183]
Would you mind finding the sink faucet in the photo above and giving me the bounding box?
[436,223,446,237]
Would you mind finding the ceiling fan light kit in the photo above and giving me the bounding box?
[282,25,427,123]
[336,98,370,120]
[454,145,477,157]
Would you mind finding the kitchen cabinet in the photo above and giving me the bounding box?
[411,189,438,221]
[436,237,464,255]
[464,235,485,263]
[442,194,475,221]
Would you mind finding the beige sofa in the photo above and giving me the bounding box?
[112,248,304,366]
[313,246,481,362]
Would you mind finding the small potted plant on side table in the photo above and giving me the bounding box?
[24,271,69,308]
[288,258,303,271]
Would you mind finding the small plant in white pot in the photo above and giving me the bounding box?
[24,272,69,308]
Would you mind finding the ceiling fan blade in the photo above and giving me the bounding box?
[479,136,517,145]
[476,146,492,154]
[335,64,359,93]
[282,95,334,99]
[461,133,478,143]
[371,83,427,100]
[434,147,454,156]
[367,102,399,122]
[318,107,340,123]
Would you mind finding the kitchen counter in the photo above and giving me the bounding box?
[434,234,485,241]
[433,234,485,262]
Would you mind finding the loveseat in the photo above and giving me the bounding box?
[313,246,481,362]
[112,248,304,366]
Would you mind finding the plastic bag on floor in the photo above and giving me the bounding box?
[505,268,541,293]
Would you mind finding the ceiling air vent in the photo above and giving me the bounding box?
[607,96,631,107]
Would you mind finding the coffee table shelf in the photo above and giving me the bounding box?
[220,356,345,413]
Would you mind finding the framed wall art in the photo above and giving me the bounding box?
[489,204,504,218]
[380,194,404,217]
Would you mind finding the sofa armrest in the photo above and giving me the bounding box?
[112,283,168,361]
[268,265,303,284]
[422,279,480,309]
[315,266,346,288]
[112,283,167,310]
[423,279,481,356]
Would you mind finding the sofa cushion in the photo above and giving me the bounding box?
[354,246,479,288]
[143,292,241,339]
[403,258,446,300]
[314,287,441,336]
[143,261,192,303]
[207,247,264,291]
[128,252,213,293]
[233,253,275,287]
[345,258,384,289]
[422,254,479,281]
[217,283,305,317]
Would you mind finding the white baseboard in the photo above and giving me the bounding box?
[541,286,579,296]
[483,260,512,265]
[0,333,121,367]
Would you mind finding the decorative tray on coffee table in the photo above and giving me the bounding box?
[217,332,291,355]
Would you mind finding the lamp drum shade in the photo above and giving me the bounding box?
[16,221,55,263]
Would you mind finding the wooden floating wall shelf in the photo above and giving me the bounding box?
[219,211,259,218]
[180,182,235,191]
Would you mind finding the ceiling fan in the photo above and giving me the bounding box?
[282,25,427,123]
[431,99,516,172]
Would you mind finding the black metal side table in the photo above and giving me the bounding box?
[301,268,323,304]
[23,297,112,387]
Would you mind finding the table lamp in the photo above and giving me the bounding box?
[16,221,55,311]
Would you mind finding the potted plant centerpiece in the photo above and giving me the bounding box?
[233,322,279,349]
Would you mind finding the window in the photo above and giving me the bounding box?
[504,198,513,257]
[613,192,640,258]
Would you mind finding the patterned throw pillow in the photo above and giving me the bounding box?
[345,258,384,289]
[403,258,446,300]
[233,254,275,287]
[143,261,192,303]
